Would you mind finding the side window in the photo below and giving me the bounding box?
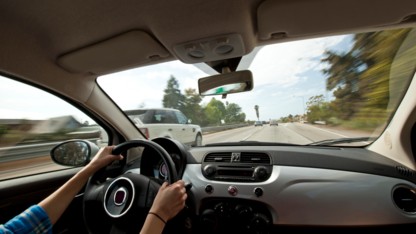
[175,111,188,124]
[152,110,164,123]
[166,110,179,124]
[0,76,108,181]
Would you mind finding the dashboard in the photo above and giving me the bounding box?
[137,138,416,233]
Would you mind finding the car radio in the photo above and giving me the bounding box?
[201,152,272,182]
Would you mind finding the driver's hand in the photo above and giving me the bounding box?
[149,180,187,222]
[85,146,123,174]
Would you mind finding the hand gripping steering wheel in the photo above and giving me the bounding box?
[83,140,178,234]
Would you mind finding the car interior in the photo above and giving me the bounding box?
[1,0,416,234]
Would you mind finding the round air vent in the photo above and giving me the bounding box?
[392,186,416,213]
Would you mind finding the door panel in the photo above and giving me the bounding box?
[0,168,88,233]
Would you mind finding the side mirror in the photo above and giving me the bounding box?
[50,140,99,167]
[198,70,253,97]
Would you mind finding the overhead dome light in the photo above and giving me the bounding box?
[173,33,246,63]
[188,49,205,59]
[215,44,234,55]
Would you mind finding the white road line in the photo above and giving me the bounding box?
[241,134,252,141]
[242,128,262,141]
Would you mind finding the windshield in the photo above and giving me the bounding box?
[98,27,416,147]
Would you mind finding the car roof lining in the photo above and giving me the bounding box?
[2,0,416,79]
[57,0,416,75]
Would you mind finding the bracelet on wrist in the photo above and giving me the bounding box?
[148,212,166,224]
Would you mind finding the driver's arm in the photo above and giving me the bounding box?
[140,180,187,234]
[39,146,123,224]
[0,146,123,233]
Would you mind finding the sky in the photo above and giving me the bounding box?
[0,34,353,122]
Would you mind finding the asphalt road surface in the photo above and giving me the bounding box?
[203,122,371,145]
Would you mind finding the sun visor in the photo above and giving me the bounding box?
[57,30,171,75]
[257,0,416,40]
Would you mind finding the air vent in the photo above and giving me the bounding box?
[204,152,271,164]
[241,152,271,164]
[392,186,416,213]
[396,165,416,177]
[204,152,232,162]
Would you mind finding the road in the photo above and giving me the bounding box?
[1,123,372,180]
[203,122,371,145]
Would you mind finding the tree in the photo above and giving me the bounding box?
[254,105,259,120]
[162,75,185,109]
[306,95,330,124]
[181,88,205,125]
[204,98,226,125]
[224,103,245,123]
[353,29,412,110]
[322,28,412,122]
[321,51,362,120]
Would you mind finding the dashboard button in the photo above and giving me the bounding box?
[205,184,214,193]
[228,185,238,196]
[254,187,263,197]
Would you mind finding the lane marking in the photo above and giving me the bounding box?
[241,134,252,141]
[242,127,263,141]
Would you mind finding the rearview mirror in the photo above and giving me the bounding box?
[198,70,253,96]
[50,140,99,166]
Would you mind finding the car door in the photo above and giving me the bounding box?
[174,110,195,144]
[0,76,108,233]
[158,109,184,142]
[147,109,175,139]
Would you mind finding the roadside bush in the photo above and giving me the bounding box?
[341,108,387,131]
[327,117,342,126]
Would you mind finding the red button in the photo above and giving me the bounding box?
[228,186,238,196]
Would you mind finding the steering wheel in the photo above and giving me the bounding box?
[83,139,178,234]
